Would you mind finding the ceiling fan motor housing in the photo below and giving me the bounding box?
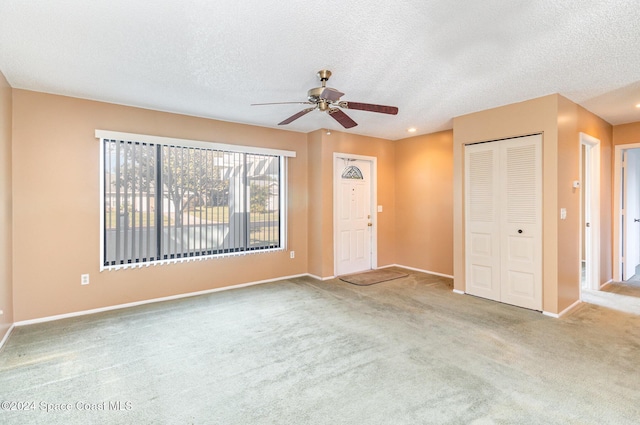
[307,87,326,103]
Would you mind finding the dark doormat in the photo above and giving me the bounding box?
[339,269,409,286]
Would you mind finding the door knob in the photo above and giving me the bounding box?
[368,223,372,227]
[635,218,640,223]
[517,229,523,234]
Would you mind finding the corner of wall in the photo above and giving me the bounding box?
[0,69,14,346]
[306,130,324,278]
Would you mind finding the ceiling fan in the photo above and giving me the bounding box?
[252,70,398,129]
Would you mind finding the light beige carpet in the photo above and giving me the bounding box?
[339,269,408,286]
[2,270,640,424]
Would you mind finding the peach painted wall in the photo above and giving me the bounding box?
[307,129,396,278]
[0,70,13,338]
[577,105,613,288]
[395,130,453,276]
[613,122,640,146]
[453,95,560,313]
[556,96,581,309]
[11,90,309,322]
[556,96,612,311]
[307,130,324,278]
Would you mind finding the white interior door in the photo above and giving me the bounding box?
[623,149,640,280]
[465,135,542,311]
[335,159,372,275]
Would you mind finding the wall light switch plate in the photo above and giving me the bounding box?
[377,205,383,213]
[560,208,567,220]
[290,251,295,259]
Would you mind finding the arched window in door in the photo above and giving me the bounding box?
[341,165,363,180]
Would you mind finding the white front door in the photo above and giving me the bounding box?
[465,134,542,311]
[335,158,372,275]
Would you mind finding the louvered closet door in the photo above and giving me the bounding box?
[465,143,501,301]
[499,135,542,310]
[465,134,542,311]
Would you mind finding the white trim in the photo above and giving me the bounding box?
[0,324,15,351]
[307,274,336,281]
[333,153,378,276]
[391,264,454,279]
[102,247,286,271]
[99,139,105,272]
[95,130,296,158]
[613,142,640,281]
[281,156,288,250]
[452,289,465,295]
[14,273,308,327]
[543,299,581,319]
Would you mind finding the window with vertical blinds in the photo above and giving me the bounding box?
[98,131,293,270]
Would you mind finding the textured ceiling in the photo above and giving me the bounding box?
[1,0,639,140]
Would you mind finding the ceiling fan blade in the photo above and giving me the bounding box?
[278,107,316,125]
[252,101,314,106]
[328,108,358,129]
[320,88,344,102]
[340,101,398,115]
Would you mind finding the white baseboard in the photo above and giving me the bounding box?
[600,279,613,289]
[386,264,454,279]
[0,324,15,351]
[452,289,465,295]
[14,273,309,327]
[543,298,581,318]
[307,274,335,281]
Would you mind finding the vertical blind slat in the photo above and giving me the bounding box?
[114,141,122,264]
[103,139,283,267]
[131,142,137,262]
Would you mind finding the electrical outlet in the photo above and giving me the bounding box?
[81,274,90,285]
[290,251,295,259]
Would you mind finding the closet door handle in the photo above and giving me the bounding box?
[517,229,523,234]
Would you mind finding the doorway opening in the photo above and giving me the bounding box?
[614,144,640,283]
[584,142,640,314]
[579,133,601,294]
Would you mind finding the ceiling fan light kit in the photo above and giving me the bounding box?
[252,70,398,129]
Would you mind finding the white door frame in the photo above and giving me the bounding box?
[333,153,378,276]
[613,142,640,281]
[579,133,601,291]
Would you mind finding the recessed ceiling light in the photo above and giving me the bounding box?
[408,127,417,133]
[636,103,640,108]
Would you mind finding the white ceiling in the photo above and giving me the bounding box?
[1,0,640,140]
